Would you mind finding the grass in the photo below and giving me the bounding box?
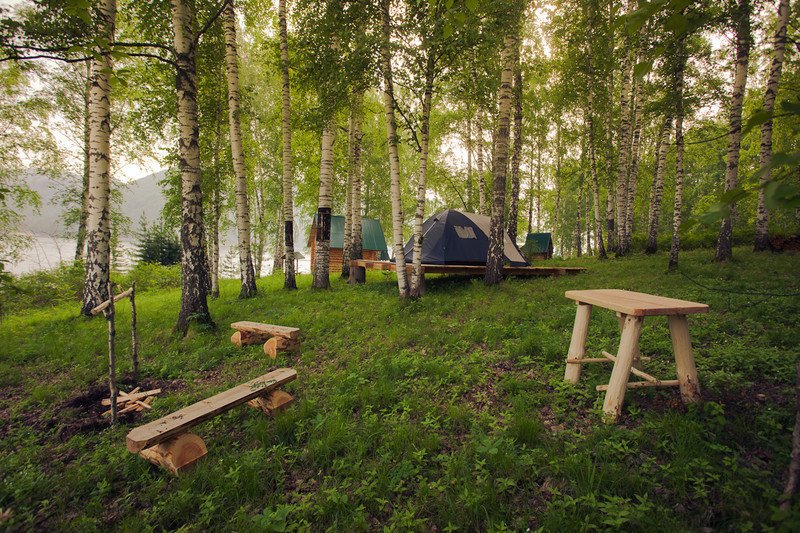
[1,247,799,531]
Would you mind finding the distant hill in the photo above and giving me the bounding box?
[19,170,167,237]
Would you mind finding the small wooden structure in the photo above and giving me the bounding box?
[230,321,301,358]
[126,368,297,474]
[562,289,708,423]
[521,233,554,261]
[309,215,389,273]
[350,259,584,292]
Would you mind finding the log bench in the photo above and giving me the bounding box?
[562,289,709,423]
[230,321,301,358]
[126,368,297,475]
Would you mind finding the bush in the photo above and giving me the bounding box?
[0,261,84,315]
[135,224,181,266]
[121,262,181,292]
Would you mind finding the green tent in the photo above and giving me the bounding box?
[521,232,553,259]
[309,215,389,259]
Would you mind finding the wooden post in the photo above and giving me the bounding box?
[130,282,139,383]
[616,312,642,369]
[107,283,118,424]
[602,314,644,423]
[667,314,701,403]
[564,303,592,383]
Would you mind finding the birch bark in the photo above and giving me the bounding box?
[312,124,335,289]
[669,36,686,271]
[645,115,672,254]
[754,0,789,251]
[507,47,523,243]
[279,0,296,289]
[81,0,115,316]
[348,91,365,284]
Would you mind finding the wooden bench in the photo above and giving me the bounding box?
[562,289,709,423]
[230,321,301,358]
[126,368,297,474]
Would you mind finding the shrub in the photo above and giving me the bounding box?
[135,224,181,266]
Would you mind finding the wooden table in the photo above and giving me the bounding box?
[562,289,709,423]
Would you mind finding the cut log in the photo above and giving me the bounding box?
[247,390,295,415]
[230,321,300,340]
[231,330,271,348]
[263,337,299,359]
[126,368,297,453]
[138,432,208,476]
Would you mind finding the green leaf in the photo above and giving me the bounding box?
[465,0,478,12]
[443,22,453,39]
[665,12,687,34]
[633,61,652,79]
[780,100,800,116]
[743,110,773,134]
[765,181,800,210]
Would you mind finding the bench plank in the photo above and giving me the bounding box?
[564,289,709,317]
[230,321,300,340]
[126,368,297,453]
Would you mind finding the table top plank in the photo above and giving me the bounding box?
[126,368,297,453]
[565,289,709,316]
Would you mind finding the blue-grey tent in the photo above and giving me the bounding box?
[402,209,529,266]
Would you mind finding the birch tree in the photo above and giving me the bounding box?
[645,115,671,254]
[222,0,256,298]
[485,32,517,286]
[507,43,523,243]
[172,0,212,333]
[81,0,116,316]
[348,90,365,284]
[312,123,334,289]
[754,0,790,252]
[668,35,686,271]
[278,0,296,289]
[715,0,751,262]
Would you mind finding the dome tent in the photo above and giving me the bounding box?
[402,209,529,266]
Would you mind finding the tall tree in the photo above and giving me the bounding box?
[172,0,212,333]
[613,2,635,255]
[754,0,790,251]
[485,31,517,286]
[506,42,523,243]
[222,0,256,298]
[645,115,672,254]
[278,0,296,289]
[348,90,365,284]
[312,123,334,289]
[381,0,409,297]
[81,0,116,316]
[668,34,686,271]
[715,0,751,262]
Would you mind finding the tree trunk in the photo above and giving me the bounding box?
[485,33,517,286]
[587,73,606,259]
[273,205,283,273]
[622,87,643,256]
[81,0,115,316]
[75,61,91,262]
[342,111,354,279]
[576,175,583,257]
[507,48,523,243]
[209,100,223,299]
[411,53,435,298]
[754,0,789,252]
[223,0,256,298]
[253,180,265,277]
[668,35,686,271]
[646,115,672,254]
[466,112,473,212]
[312,123,335,289]
[715,0,751,262]
[476,109,486,216]
[552,122,562,253]
[348,90,365,284]
[279,0,296,289]
[614,36,634,255]
[172,0,213,334]
[381,0,409,297]
[536,143,542,232]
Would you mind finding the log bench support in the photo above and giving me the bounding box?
[230,321,301,359]
[562,289,708,423]
[127,368,297,475]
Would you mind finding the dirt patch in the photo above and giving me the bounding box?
[55,376,185,441]
[461,360,515,413]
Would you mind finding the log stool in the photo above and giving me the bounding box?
[562,289,709,423]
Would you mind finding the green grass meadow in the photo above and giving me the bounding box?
[1,247,799,531]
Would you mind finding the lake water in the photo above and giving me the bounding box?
[7,234,311,277]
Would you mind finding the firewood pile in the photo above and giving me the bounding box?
[101,388,161,417]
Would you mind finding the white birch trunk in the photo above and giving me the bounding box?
[279,0,296,289]
[312,123,335,289]
[669,36,686,271]
[223,0,256,298]
[754,0,789,251]
[645,115,672,254]
[381,0,408,297]
[348,91,365,284]
[410,54,434,298]
[81,0,115,316]
[507,51,523,244]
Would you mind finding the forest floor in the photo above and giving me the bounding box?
[1,247,799,531]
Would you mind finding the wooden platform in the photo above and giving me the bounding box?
[350,260,585,278]
[126,368,297,454]
[565,289,709,317]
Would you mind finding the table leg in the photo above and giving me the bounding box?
[564,303,592,384]
[668,315,701,404]
[616,312,643,370]
[602,315,644,423]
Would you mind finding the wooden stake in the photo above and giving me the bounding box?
[602,351,660,383]
[107,282,118,424]
[564,303,592,383]
[596,380,680,391]
[780,363,800,512]
[602,314,643,423]
[90,286,133,315]
[667,314,701,403]
[130,282,139,383]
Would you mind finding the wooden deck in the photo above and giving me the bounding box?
[350,260,585,277]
